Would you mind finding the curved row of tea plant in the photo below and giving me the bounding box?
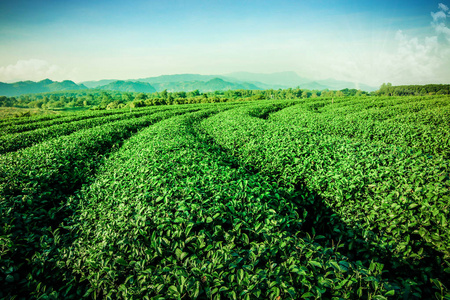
[0,109,131,136]
[269,95,450,158]
[1,95,449,299]
[0,107,202,299]
[0,110,78,127]
[202,103,450,298]
[0,103,235,136]
[0,106,190,154]
[59,108,395,299]
[322,95,448,119]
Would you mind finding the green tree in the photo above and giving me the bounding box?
[130,100,145,108]
[106,100,120,110]
[122,92,134,103]
[75,99,84,107]
[160,90,168,99]
[188,90,200,97]
[335,90,345,97]
[302,91,311,98]
[135,93,147,101]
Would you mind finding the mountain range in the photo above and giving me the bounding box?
[0,79,87,97]
[0,72,378,97]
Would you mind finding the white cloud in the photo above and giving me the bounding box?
[438,3,449,12]
[0,59,69,83]
[371,3,450,85]
[434,22,450,37]
[323,3,450,86]
[391,30,440,81]
[432,10,447,22]
[432,3,450,41]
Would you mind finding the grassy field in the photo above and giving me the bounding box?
[0,96,449,299]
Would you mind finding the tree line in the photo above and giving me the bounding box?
[0,87,373,111]
[376,83,450,96]
[3,83,448,111]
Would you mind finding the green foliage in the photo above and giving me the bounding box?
[378,83,450,96]
[0,85,367,110]
[0,95,449,299]
[13,110,31,118]
[202,96,450,297]
[0,106,181,154]
[0,105,202,298]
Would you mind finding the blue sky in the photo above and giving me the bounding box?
[0,0,449,86]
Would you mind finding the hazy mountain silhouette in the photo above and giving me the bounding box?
[0,72,378,96]
[0,79,87,97]
[98,80,157,93]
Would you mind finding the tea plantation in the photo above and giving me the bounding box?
[0,96,449,299]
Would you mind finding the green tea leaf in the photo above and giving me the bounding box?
[115,258,128,266]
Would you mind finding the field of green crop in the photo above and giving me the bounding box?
[1,95,449,299]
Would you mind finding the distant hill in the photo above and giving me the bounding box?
[225,71,309,87]
[309,78,377,92]
[135,72,301,90]
[141,72,378,91]
[80,74,260,90]
[0,79,87,97]
[225,72,378,91]
[299,81,329,90]
[80,76,262,93]
[202,78,261,92]
[138,74,220,84]
[1,72,378,97]
[81,79,118,89]
[98,80,156,93]
[150,78,261,93]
